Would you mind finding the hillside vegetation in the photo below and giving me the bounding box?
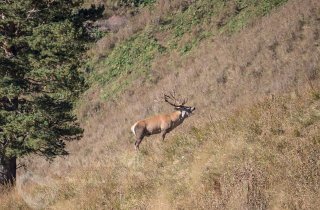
[1,0,320,209]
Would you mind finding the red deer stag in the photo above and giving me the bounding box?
[131,92,195,150]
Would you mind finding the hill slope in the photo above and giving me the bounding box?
[1,0,320,209]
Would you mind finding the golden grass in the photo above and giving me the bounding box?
[1,0,320,209]
[1,93,319,209]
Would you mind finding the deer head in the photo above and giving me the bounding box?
[164,91,195,118]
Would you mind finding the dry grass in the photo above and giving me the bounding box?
[1,0,320,209]
[179,95,320,209]
[0,186,29,209]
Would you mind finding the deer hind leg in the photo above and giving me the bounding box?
[134,129,145,150]
[135,136,144,150]
[134,139,138,148]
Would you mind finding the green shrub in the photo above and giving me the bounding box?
[92,33,165,99]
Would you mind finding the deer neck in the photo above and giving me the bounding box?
[171,110,186,122]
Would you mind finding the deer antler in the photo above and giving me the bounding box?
[164,91,188,107]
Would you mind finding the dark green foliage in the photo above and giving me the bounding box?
[0,0,103,184]
[120,0,155,7]
[93,33,165,99]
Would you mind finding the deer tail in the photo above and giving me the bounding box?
[131,122,138,136]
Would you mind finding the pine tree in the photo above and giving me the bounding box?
[0,0,103,185]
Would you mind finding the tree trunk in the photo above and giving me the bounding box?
[0,156,17,186]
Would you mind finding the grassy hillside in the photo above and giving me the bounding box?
[86,0,290,101]
[1,0,320,209]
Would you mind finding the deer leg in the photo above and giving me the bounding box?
[135,137,144,150]
[161,130,167,141]
[134,134,139,149]
[134,129,143,150]
[134,139,139,149]
[135,130,146,150]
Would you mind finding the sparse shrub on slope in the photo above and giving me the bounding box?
[85,0,155,7]
[89,0,289,101]
[92,32,166,99]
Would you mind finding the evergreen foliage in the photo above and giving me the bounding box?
[0,0,103,185]
[120,0,155,7]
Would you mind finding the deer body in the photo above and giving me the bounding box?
[131,93,195,150]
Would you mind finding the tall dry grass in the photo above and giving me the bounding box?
[1,0,320,209]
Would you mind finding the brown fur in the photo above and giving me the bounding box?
[131,107,194,149]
